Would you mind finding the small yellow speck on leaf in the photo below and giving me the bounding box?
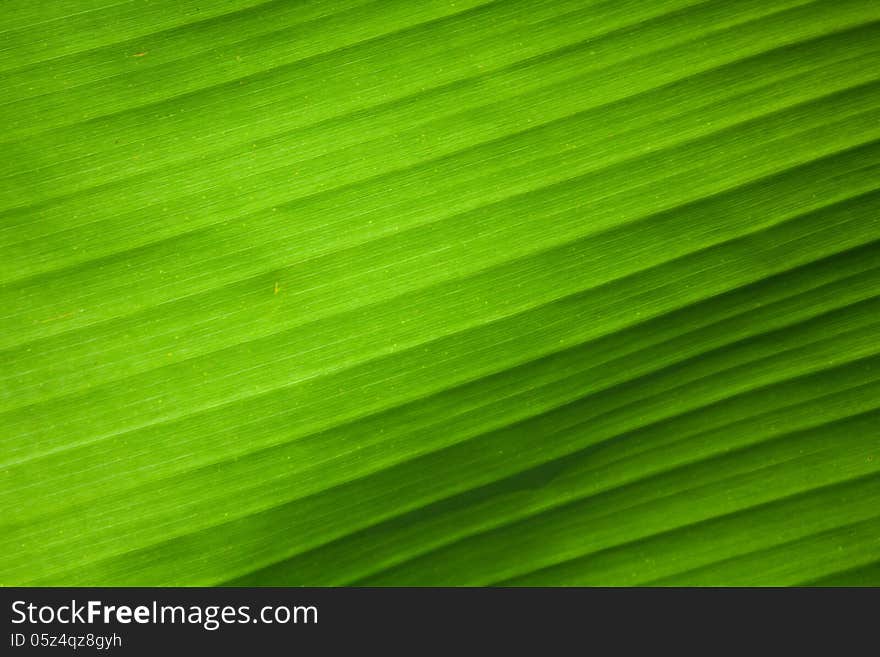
[133,52,148,57]
[274,281,280,295]
[38,310,75,324]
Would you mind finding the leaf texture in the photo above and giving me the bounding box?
[1,0,879,586]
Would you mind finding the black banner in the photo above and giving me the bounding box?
[1,587,875,654]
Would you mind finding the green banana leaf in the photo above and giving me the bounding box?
[1,0,879,586]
